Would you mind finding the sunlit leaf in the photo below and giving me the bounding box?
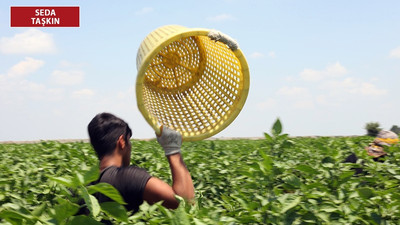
[66,215,103,225]
[281,196,301,213]
[100,202,128,222]
[283,175,301,188]
[357,187,374,199]
[171,204,190,225]
[87,182,126,205]
[48,176,75,188]
[31,203,47,217]
[296,165,318,174]
[80,186,100,217]
[264,132,273,142]
[53,198,80,223]
[272,118,282,136]
[0,209,33,221]
[83,165,100,185]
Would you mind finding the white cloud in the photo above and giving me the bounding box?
[257,98,276,110]
[300,69,321,82]
[72,89,94,99]
[285,76,296,82]
[323,77,387,97]
[277,87,314,109]
[0,59,64,105]
[58,60,85,68]
[0,29,56,54]
[206,14,236,22]
[349,82,387,96]
[277,86,310,97]
[250,51,275,59]
[268,51,276,58]
[275,63,389,111]
[300,62,347,82]
[293,100,314,109]
[324,77,357,90]
[389,46,400,58]
[326,62,347,74]
[370,77,379,82]
[117,86,134,99]
[250,52,264,59]
[7,57,44,79]
[316,95,328,105]
[51,70,84,85]
[135,7,154,15]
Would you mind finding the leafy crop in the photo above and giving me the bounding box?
[1,120,400,224]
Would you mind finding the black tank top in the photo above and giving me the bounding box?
[96,166,152,213]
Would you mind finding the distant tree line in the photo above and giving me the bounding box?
[365,122,400,137]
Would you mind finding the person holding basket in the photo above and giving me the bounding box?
[87,112,194,213]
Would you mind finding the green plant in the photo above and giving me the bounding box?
[1,123,400,224]
[263,118,294,158]
[365,122,382,137]
[390,125,400,135]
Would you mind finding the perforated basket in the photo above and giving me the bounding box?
[136,25,249,141]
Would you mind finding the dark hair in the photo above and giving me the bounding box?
[88,112,132,160]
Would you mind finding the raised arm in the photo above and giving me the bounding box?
[166,153,195,200]
[142,127,194,209]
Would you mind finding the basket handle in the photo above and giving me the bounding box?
[208,30,239,51]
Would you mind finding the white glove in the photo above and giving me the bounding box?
[156,126,182,156]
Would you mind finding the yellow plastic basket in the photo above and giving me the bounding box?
[136,25,249,141]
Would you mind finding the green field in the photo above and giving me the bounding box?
[1,123,400,224]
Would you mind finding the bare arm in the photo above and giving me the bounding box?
[142,153,194,209]
[167,153,195,200]
[142,127,194,209]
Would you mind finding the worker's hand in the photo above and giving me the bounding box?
[156,126,182,156]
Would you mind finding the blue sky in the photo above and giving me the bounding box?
[1,0,399,141]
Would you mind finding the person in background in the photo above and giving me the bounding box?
[86,112,195,213]
[364,130,399,159]
[344,130,399,174]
